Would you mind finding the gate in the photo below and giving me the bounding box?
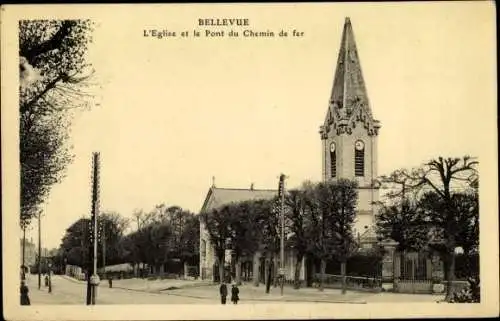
[395,252,433,294]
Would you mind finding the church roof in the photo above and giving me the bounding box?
[329,17,371,119]
[320,17,380,138]
[200,186,277,213]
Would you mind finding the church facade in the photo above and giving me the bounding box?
[199,17,380,282]
[319,17,381,239]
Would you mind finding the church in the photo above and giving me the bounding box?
[199,17,381,282]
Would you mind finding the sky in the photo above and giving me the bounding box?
[17,3,496,249]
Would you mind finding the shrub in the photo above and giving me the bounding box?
[449,277,480,303]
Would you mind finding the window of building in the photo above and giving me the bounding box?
[329,142,336,178]
[354,140,365,177]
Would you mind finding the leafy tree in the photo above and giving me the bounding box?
[314,179,359,293]
[59,218,90,268]
[19,20,95,225]
[376,199,430,252]
[284,188,309,289]
[260,197,281,291]
[59,212,129,269]
[179,214,200,267]
[228,200,271,285]
[201,205,232,284]
[303,181,333,291]
[328,179,359,294]
[97,212,130,266]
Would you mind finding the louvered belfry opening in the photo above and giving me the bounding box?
[354,144,364,177]
[330,150,337,178]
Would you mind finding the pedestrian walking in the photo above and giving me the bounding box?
[108,275,113,288]
[219,283,228,305]
[231,283,240,305]
[20,280,30,305]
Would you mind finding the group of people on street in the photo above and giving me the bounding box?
[219,283,240,305]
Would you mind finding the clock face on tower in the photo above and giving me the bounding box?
[355,140,365,151]
[330,142,336,152]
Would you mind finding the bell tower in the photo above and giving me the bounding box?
[319,17,381,236]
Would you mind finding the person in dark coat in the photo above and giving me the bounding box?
[219,283,228,304]
[231,284,240,304]
[20,280,30,305]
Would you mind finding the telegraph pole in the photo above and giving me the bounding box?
[102,221,106,276]
[38,211,41,290]
[277,174,286,296]
[22,223,26,280]
[86,152,101,305]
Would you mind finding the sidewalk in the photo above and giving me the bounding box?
[25,276,83,304]
[162,283,369,303]
[61,275,212,292]
[110,278,212,292]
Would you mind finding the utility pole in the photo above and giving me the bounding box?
[86,152,101,305]
[22,223,26,280]
[85,215,92,305]
[277,174,286,296]
[102,220,106,276]
[92,152,101,304]
[38,211,41,290]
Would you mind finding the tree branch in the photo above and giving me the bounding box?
[20,20,76,66]
[20,73,68,114]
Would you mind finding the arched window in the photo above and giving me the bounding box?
[354,140,365,177]
[329,142,336,178]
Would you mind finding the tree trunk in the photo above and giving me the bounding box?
[252,252,260,287]
[340,260,347,295]
[319,259,326,292]
[264,258,269,290]
[218,256,225,284]
[235,256,242,285]
[273,254,279,288]
[265,258,272,294]
[293,254,303,289]
[445,250,456,301]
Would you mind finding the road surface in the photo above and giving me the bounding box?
[24,274,444,305]
[25,275,217,304]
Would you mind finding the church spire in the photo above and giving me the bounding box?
[329,17,372,120]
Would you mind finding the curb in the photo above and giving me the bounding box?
[60,275,86,284]
[43,276,369,304]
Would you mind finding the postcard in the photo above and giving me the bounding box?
[1,2,498,320]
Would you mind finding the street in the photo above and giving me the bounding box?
[25,275,212,304]
[24,275,445,305]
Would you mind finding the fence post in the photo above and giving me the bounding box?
[379,238,399,292]
[426,257,432,280]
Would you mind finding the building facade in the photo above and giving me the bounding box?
[199,185,277,281]
[20,238,37,267]
[200,17,381,281]
[319,17,381,240]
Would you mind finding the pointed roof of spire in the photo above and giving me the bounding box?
[328,17,372,120]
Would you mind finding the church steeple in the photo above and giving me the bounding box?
[319,17,382,237]
[330,17,370,118]
[320,17,380,139]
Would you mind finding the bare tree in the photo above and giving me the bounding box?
[399,156,478,301]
